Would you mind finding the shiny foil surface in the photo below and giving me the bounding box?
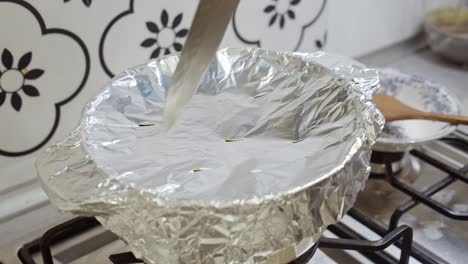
[37,48,383,264]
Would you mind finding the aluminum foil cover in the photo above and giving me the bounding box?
[37,48,383,264]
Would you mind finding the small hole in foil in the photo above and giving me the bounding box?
[192,168,209,172]
[138,123,155,127]
[225,138,243,142]
[253,92,268,99]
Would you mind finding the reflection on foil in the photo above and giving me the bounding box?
[37,48,383,264]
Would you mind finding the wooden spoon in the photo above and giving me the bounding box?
[373,94,468,125]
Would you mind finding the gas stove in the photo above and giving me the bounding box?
[13,131,468,264]
[2,35,468,264]
[16,216,413,264]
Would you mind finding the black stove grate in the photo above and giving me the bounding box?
[18,131,468,264]
[17,217,100,264]
[17,216,412,264]
[352,130,468,264]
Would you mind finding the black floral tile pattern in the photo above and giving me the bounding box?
[99,1,197,77]
[0,0,90,157]
[64,0,92,7]
[0,49,43,111]
[233,0,327,51]
[264,0,300,29]
[315,31,327,49]
[141,9,189,59]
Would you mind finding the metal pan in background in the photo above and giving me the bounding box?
[425,7,468,64]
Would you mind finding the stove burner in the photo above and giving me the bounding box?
[370,152,421,186]
[371,151,405,163]
[371,151,406,175]
[107,243,321,264]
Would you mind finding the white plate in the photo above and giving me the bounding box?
[373,68,461,152]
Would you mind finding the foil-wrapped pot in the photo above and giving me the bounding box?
[37,48,383,264]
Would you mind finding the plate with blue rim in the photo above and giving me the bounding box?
[373,68,461,152]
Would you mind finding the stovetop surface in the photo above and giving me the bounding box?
[2,35,468,264]
[354,139,468,264]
